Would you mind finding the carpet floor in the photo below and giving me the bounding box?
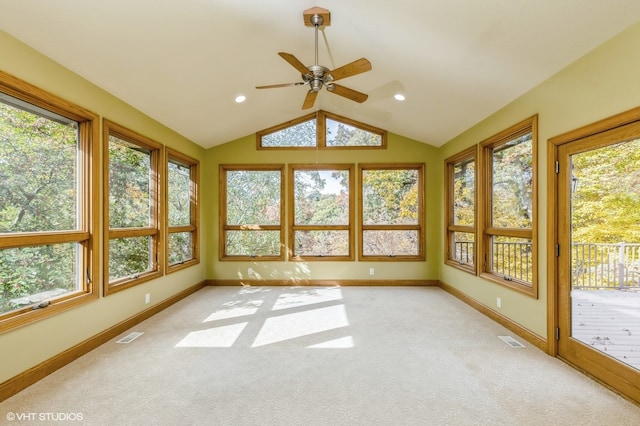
[1,286,639,425]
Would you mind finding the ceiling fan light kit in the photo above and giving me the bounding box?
[256,7,372,110]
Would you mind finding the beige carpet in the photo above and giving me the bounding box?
[1,286,639,425]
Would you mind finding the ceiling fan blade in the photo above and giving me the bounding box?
[327,84,368,103]
[328,58,372,82]
[302,90,318,109]
[255,82,305,89]
[278,52,310,76]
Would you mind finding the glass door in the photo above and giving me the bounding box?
[557,120,640,403]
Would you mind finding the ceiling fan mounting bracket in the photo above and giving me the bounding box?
[303,7,330,27]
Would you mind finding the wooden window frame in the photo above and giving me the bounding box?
[478,115,538,297]
[257,110,387,150]
[358,163,425,261]
[103,119,163,295]
[289,163,355,261]
[220,164,285,261]
[0,70,99,332]
[444,146,478,274]
[166,149,200,273]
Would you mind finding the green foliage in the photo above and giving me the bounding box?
[452,160,474,226]
[491,135,533,229]
[261,119,316,147]
[168,161,191,226]
[225,169,282,257]
[326,119,381,146]
[0,243,77,313]
[108,136,151,228]
[294,170,349,226]
[108,237,151,280]
[572,139,640,243]
[0,99,80,313]
[362,169,418,225]
[168,232,192,265]
[227,170,280,225]
[0,102,77,233]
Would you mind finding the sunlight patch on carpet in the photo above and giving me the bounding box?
[252,304,350,347]
[203,300,264,322]
[175,322,248,348]
[307,336,354,348]
[272,286,343,311]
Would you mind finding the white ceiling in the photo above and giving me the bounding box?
[1,1,640,148]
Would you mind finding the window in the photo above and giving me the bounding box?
[0,71,98,331]
[220,165,284,260]
[359,164,425,260]
[445,147,477,273]
[167,149,199,272]
[257,111,386,149]
[103,120,162,294]
[479,115,537,296]
[289,164,354,260]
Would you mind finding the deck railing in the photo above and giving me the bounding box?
[452,241,640,289]
[571,242,640,289]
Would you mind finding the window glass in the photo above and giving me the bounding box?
[491,133,533,229]
[168,161,191,227]
[108,136,152,228]
[359,165,424,260]
[363,230,419,256]
[104,120,161,290]
[168,232,192,265]
[294,170,349,225]
[0,99,78,233]
[362,169,419,225]
[294,230,349,256]
[108,236,152,281]
[221,166,284,260]
[453,159,475,227]
[481,116,537,293]
[0,79,96,328]
[257,111,386,149]
[445,149,476,272]
[290,165,353,259]
[0,243,79,315]
[326,117,382,147]
[261,118,316,147]
[227,170,281,225]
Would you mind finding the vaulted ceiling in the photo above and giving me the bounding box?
[1,1,640,148]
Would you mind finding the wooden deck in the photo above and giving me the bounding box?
[572,289,640,370]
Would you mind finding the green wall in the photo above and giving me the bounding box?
[204,132,440,283]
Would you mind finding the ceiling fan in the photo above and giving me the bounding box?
[256,7,372,110]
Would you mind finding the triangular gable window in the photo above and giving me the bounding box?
[257,110,386,149]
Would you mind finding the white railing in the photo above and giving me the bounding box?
[572,242,640,289]
[452,241,640,289]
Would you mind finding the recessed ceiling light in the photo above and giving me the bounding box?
[394,94,406,101]
[235,95,246,103]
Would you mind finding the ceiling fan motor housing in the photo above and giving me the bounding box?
[305,65,330,92]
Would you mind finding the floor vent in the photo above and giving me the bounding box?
[498,335,525,348]
[116,331,144,344]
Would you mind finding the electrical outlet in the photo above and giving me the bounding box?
[248,268,253,276]
[145,293,151,304]
[496,297,502,308]
[369,268,375,276]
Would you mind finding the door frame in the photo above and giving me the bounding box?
[548,106,640,404]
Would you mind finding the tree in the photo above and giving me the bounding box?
[0,102,78,313]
